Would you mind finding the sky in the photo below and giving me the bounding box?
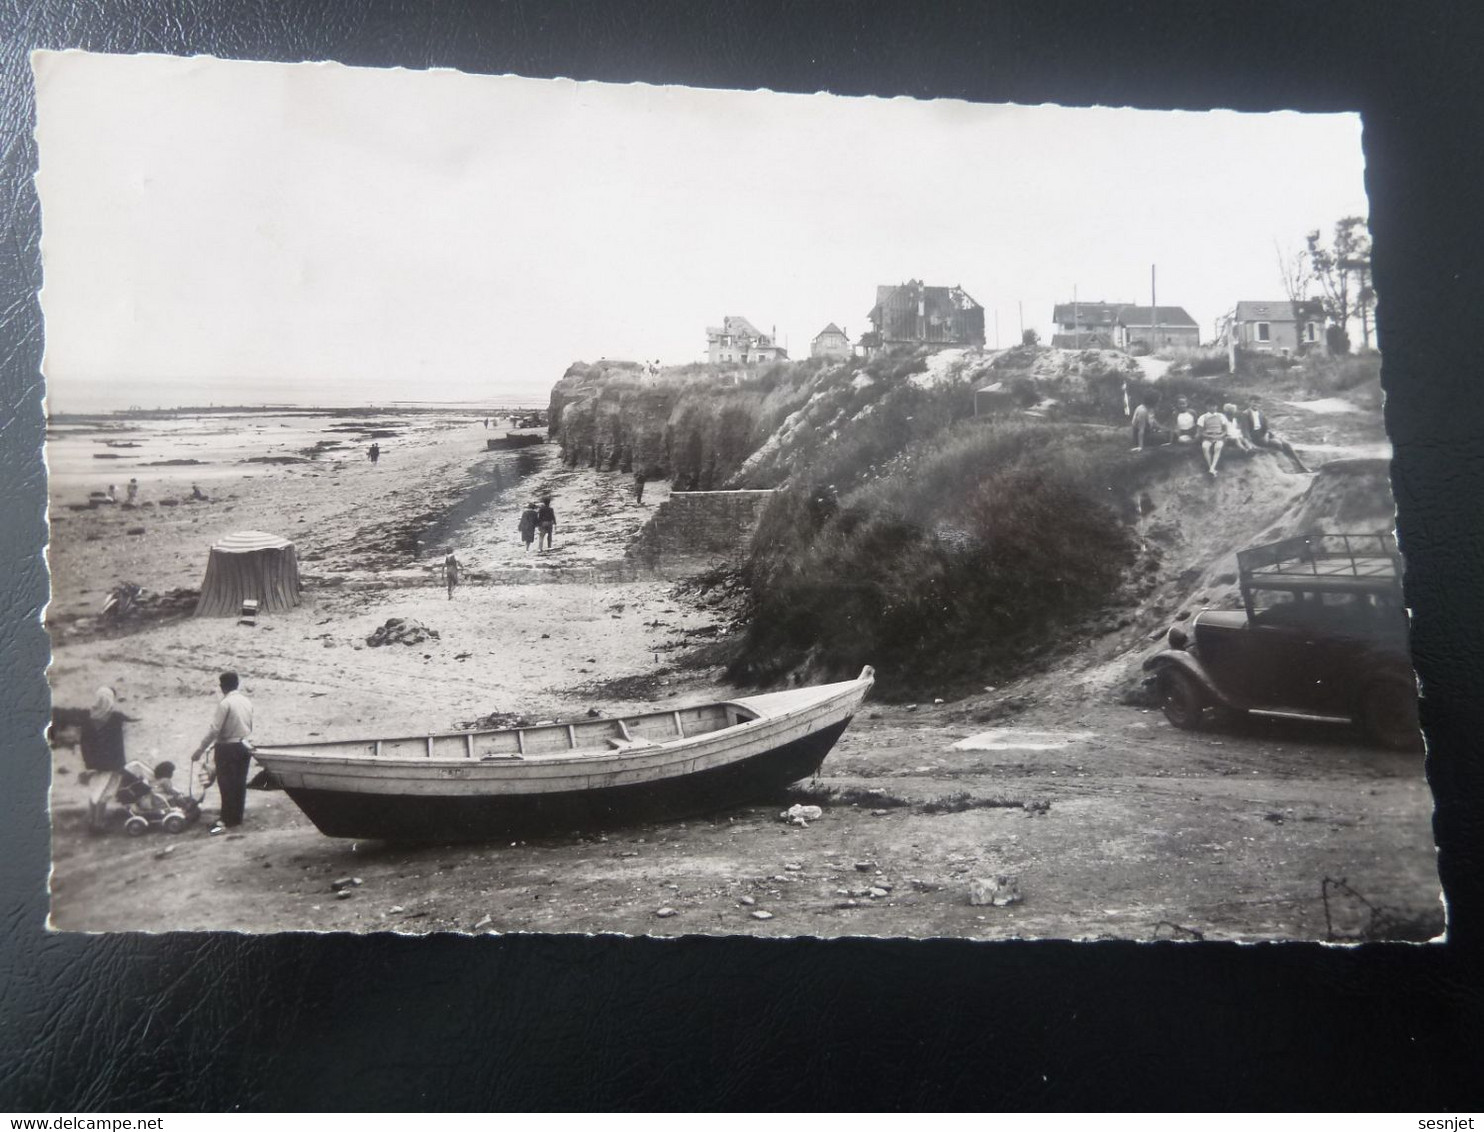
[32,51,1370,412]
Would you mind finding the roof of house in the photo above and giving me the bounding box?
[814,323,846,340]
[1052,302,1198,329]
[869,281,983,321]
[1233,300,1323,323]
[1115,305,1199,328]
[706,315,770,342]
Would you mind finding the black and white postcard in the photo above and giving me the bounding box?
[33,51,1439,942]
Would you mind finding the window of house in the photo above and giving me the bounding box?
[1256,322,1271,342]
[1304,322,1317,342]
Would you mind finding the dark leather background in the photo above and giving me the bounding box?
[2,0,1482,1111]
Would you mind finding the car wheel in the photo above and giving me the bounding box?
[1361,675,1422,752]
[1158,667,1207,730]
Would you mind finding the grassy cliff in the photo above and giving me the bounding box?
[548,348,1385,697]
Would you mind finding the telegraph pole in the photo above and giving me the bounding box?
[1151,264,1158,344]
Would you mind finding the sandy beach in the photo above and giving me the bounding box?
[43,409,1438,940]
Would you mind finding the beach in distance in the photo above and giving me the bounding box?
[43,403,1436,940]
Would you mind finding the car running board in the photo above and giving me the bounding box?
[1247,708,1352,725]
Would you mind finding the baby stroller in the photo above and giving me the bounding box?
[116,759,202,836]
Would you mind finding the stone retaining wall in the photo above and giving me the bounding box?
[627,490,775,569]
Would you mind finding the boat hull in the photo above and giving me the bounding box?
[281,717,850,841]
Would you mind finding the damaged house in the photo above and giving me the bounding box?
[706,316,788,366]
[861,281,984,352]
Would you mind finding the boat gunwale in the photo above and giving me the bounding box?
[259,702,865,794]
[253,673,873,766]
[253,700,758,757]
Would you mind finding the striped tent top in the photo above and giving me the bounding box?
[211,530,294,553]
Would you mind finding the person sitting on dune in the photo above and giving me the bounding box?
[1196,401,1229,476]
[1130,396,1166,451]
[1223,403,1254,453]
[1172,397,1197,444]
[1239,400,1310,473]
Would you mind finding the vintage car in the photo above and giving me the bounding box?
[1142,532,1420,750]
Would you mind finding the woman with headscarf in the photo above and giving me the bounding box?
[80,686,130,834]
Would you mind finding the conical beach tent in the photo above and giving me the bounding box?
[195,530,302,617]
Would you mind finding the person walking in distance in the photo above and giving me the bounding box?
[634,470,647,504]
[536,497,557,551]
[518,502,539,552]
[191,671,254,834]
[444,551,461,599]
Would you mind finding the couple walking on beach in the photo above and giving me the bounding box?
[518,497,557,553]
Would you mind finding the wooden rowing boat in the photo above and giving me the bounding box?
[253,666,874,841]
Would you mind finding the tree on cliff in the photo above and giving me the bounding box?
[1306,216,1374,354]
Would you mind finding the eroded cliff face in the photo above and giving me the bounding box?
[547,357,829,489]
[547,349,1001,491]
[547,347,1159,494]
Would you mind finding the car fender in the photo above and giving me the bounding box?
[1142,649,1243,709]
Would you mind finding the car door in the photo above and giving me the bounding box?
[1240,594,1340,712]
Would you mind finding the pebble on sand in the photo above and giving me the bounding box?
[780,804,822,826]
[968,875,1023,908]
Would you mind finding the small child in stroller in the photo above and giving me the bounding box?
[116,760,202,836]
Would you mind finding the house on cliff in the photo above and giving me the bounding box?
[1221,300,1327,357]
[1051,301,1129,349]
[810,323,852,360]
[1051,301,1200,351]
[863,281,984,352]
[706,316,788,365]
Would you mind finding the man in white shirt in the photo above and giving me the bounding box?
[191,671,255,834]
